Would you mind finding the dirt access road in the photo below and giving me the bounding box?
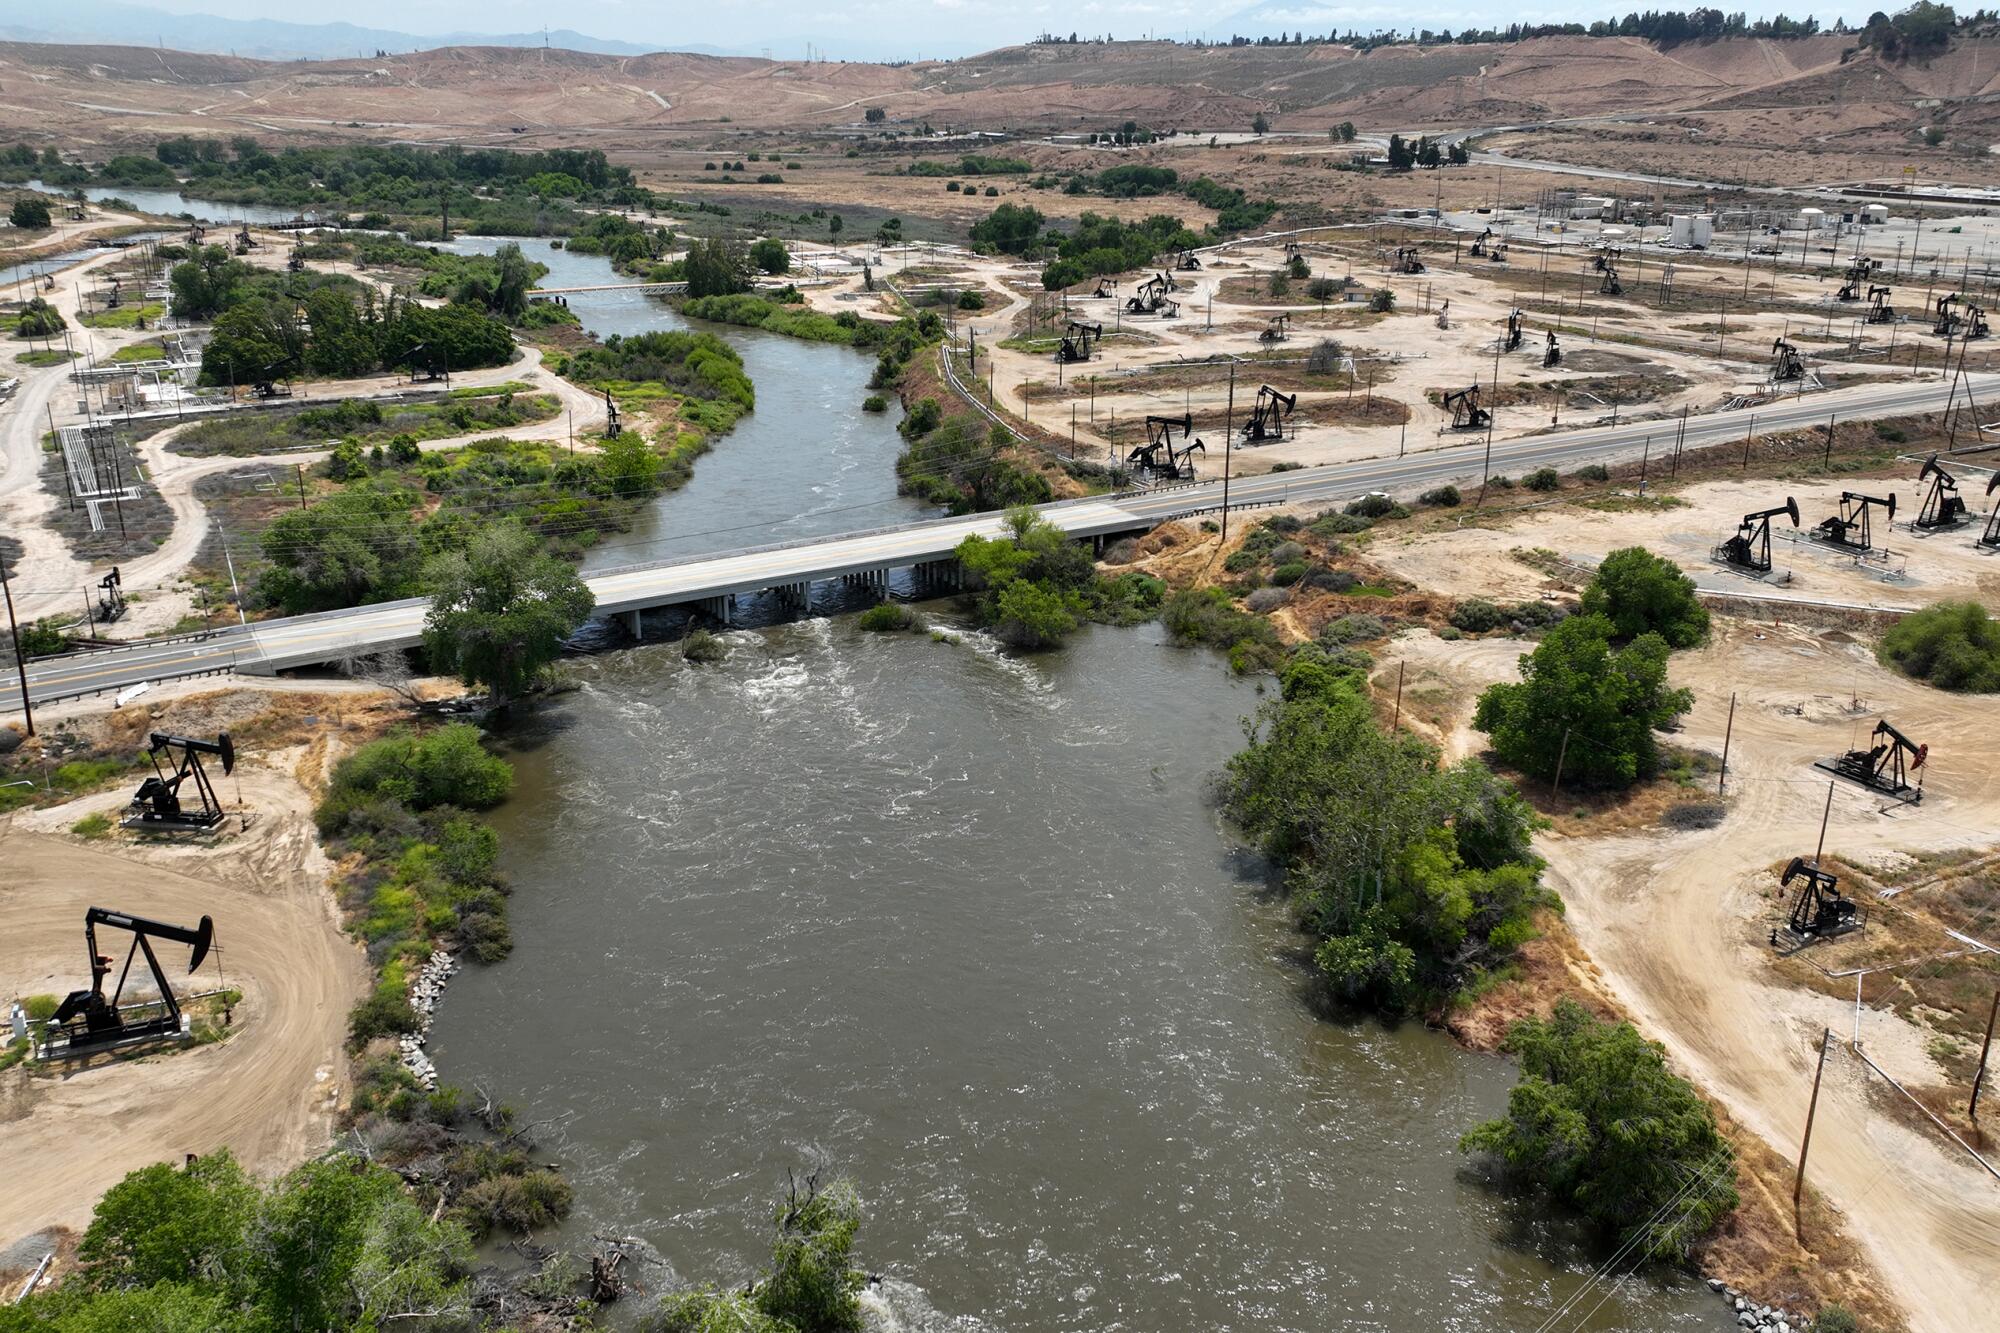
[1391,621,2000,1333]
[0,767,367,1246]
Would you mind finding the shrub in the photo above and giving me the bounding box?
[857,602,916,632]
[72,812,112,839]
[1462,1000,1737,1260]
[1345,493,1400,519]
[1661,799,1727,830]
[1580,547,1710,648]
[1815,1305,1861,1333]
[455,1168,573,1236]
[1320,613,1387,644]
[1367,288,1396,313]
[861,394,888,412]
[1270,561,1308,585]
[683,628,728,663]
[1570,463,1609,482]
[1418,484,1461,508]
[1878,600,2000,692]
[1161,586,1282,672]
[1524,466,1560,492]
[1309,511,1372,537]
[317,725,512,835]
[1449,599,1508,634]
[348,981,421,1044]
[1245,587,1290,612]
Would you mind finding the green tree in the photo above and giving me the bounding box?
[597,429,664,499]
[749,236,791,274]
[864,107,886,123]
[14,296,64,339]
[1473,614,1692,789]
[199,298,306,389]
[683,235,751,298]
[828,213,844,240]
[968,202,1046,256]
[77,1151,257,1291]
[9,195,51,229]
[757,1176,866,1332]
[1367,287,1396,313]
[301,287,378,379]
[1579,546,1711,648]
[1336,121,1357,142]
[1386,133,1416,171]
[1252,112,1271,134]
[1461,1000,1737,1260]
[1877,598,2000,691]
[169,245,251,320]
[422,521,596,702]
[257,485,426,614]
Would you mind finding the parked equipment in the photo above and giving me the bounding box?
[1503,308,1523,352]
[1716,497,1799,573]
[1770,337,1804,381]
[1056,320,1101,364]
[126,733,234,831]
[1866,285,1895,325]
[1258,313,1292,344]
[1812,491,1895,551]
[48,907,216,1054]
[1241,385,1297,443]
[1781,859,1860,940]
[1443,385,1491,431]
[1818,718,1926,801]
[1394,247,1426,275]
[1982,472,2000,549]
[95,567,126,624]
[1915,453,1970,529]
[1543,331,1563,368]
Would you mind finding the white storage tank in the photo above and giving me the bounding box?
[1797,207,1826,230]
[1864,203,1890,225]
[1670,214,1694,246]
[1692,214,1714,248]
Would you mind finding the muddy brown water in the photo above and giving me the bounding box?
[425,238,1731,1332]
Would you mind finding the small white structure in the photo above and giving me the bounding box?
[1863,203,1890,225]
[1691,213,1714,247]
[1797,207,1826,231]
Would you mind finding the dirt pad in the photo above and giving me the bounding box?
[0,811,366,1249]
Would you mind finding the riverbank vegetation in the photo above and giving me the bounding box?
[421,523,597,704]
[1461,1000,1738,1261]
[652,1174,869,1333]
[954,507,1166,649]
[550,329,754,438]
[169,385,558,458]
[1877,599,2000,692]
[895,401,1057,514]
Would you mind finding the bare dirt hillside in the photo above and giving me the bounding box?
[6,34,2000,149]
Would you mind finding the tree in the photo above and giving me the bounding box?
[1447,141,1471,165]
[78,1152,257,1291]
[9,195,51,229]
[757,1174,866,1332]
[1416,136,1444,168]
[749,236,790,274]
[1579,547,1710,648]
[169,245,251,319]
[258,486,425,613]
[827,213,843,241]
[14,296,64,338]
[967,201,1046,255]
[1461,1000,1737,1260]
[1367,287,1396,312]
[1473,614,1692,789]
[199,298,305,389]
[1252,112,1271,134]
[422,521,595,702]
[1386,133,1416,171]
[301,288,377,378]
[864,107,886,123]
[1878,599,2000,691]
[1337,121,1358,142]
[683,234,750,298]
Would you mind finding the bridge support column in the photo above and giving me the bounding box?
[624,608,642,639]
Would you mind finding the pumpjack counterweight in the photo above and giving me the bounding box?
[126,732,235,831]
[1817,719,1927,802]
[48,907,216,1055]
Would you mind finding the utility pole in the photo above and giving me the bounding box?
[1971,989,2000,1121]
[1719,692,1737,792]
[1392,661,1405,732]
[1220,364,1235,543]
[295,463,308,510]
[1551,725,1573,796]
[1794,1027,1832,1240]
[1,550,33,736]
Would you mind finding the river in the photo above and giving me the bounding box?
[420,239,1729,1330]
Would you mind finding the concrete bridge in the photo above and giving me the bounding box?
[4,370,1989,714]
[533,280,689,297]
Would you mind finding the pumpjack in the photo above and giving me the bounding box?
[1818,718,1926,801]
[1836,255,1879,303]
[1127,414,1204,480]
[1469,227,1494,258]
[1592,245,1620,274]
[1124,274,1171,315]
[1503,308,1523,353]
[1770,337,1804,382]
[1980,472,2000,549]
[1915,454,1970,529]
[1866,284,1895,325]
[1241,385,1296,443]
[1393,246,1426,275]
[126,732,235,831]
[1443,384,1490,431]
[1056,320,1101,363]
[233,223,256,254]
[1598,261,1623,297]
[287,241,305,273]
[1174,248,1202,272]
[186,223,206,248]
[1543,331,1563,368]
[1934,292,1964,338]
[1812,491,1895,551]
[48,907,216,1054]
[1715,497,1799,573]
[1090,277,1115,300]
[1780,859,1860,940]
[1970,303,1992,340]
[1258,313,1291,344]
[603,392,621,438]
[95,566,126,624]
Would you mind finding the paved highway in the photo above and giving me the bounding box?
[6,371,1990,713]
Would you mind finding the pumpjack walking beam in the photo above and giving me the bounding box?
[49,907,216,1053]
[1812,491,1895,551]
[1056,320,1102,364]
[1716,497,1800,573]
[127,732,235,830]
[1817,718,1927,801]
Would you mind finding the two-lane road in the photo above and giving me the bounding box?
[6,371,1989,713]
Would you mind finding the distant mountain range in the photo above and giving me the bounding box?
[0,0,676,59]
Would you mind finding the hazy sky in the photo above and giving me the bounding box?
[121,1,1885,60]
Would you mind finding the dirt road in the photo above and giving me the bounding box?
[1388,621,2000,1333]
[0,772,367,1247]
